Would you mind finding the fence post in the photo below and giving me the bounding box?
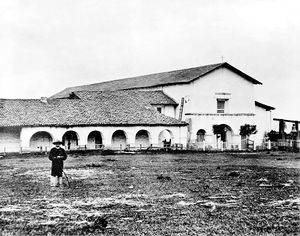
[203,141,206,151]
[268,140,271,150]
[221,141,223,151]
[120,144,122,151]
[140,144,142,150]
[253,141,256,151]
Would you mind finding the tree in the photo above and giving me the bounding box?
[213,125,224,135]
[240,124,257,138]
[213,124,228,141]
[267,130,284,141]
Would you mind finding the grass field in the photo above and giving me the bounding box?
[0,152,299,235]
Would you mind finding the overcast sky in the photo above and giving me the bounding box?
[0,0,299,124]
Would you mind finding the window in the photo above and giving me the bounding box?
[157,107,162,113]
[217,99,226,113]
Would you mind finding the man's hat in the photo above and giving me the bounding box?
[53,139,63,145]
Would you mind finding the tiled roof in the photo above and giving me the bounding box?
[51,62,262,98]
[255,101,275,111]
[72,90,178,106]
[0,91,186,127]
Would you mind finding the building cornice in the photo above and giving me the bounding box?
[185,113,255,117]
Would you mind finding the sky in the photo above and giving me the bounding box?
[0,0,299,125]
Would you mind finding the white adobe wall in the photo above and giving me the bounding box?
[158,67,260,145]
[19,125,187,151]
[151,104,176,118]
[0,127,21,153]
[255,106,272,144]
[186,114,256,144]
[161,67,256,117]
[164,105,176,118]
[134,68,270,147]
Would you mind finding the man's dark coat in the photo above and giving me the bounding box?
[49,147,67,177]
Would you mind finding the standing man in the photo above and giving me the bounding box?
[49,139,67,187]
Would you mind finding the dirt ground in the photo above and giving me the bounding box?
[0,151,299,235]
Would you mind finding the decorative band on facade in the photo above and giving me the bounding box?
[185,113,256,116]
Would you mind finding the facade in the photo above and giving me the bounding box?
[0,62,274,153]
[52,62,275,150]
[157,67,274,149]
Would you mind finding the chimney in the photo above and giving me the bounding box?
[40,97,48,103]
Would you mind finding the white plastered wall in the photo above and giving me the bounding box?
[19,125,187,150]
[158,67,260,145]
[162,67,256,117]
[164,105,176,118]
[186,114,256,145]
[0,127,21,152]
[255,106,272,144]
[151,104,176,118]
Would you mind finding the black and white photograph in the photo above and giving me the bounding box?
[0,0,299,235]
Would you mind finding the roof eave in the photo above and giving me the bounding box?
[124,62,262,88]
[188,62,263,85]
[223,63,263,85]
[255,101,275,111]
[0,123,188,128]
[150,103,178,106]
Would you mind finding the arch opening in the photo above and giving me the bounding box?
[111,130,127,150]
[213,124,233,143]
[196,129,206,142]
[62,131,79,150]
[158,129,174,148]
[87,131,103,149]
[30,131,53,151]
[135,130,150,149]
